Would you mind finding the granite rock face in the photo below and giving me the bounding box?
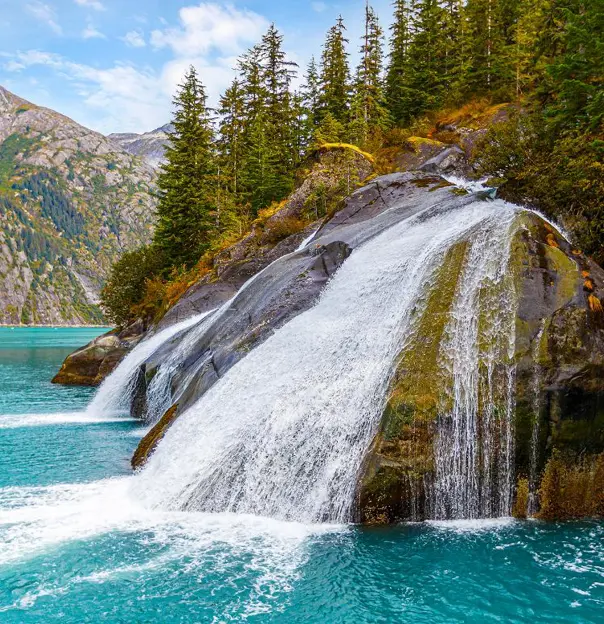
[357,212,604,523]
[108,124,171,169]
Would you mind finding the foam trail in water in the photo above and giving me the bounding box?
[134,199,518,523]
[0,412,125,429]
[87,312,211,419]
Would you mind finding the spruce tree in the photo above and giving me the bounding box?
[545,0,604,131]
[259,24,298,199]
[350,3,390,144]
[154,66,215,269]
[319,16,351,126]
[302,56,322,130]
[385,0,414,124]
[405,0,448,117]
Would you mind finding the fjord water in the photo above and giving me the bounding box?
[1,209,603,622]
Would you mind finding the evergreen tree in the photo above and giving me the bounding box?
[154,66,215,269]
[460,0,515,97]
[405,0,448,117]
[302,56,322,129]
[241,111,281,213]
[350,3,390,144]
[259,24,298,198]
[385,0,414,124]
[319,16,351,126]
[217,79,246,201]
[545,0,604,131]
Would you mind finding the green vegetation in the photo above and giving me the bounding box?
[153,66,216,270]
[15,172,85,238]
[100,246,166,327]
[101,0,603,327]
[0,133,36,187]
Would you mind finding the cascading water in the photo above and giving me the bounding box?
[433,210,518,519]
[86,312,212,419]
[133,199,520,523]
[528,322,546,516]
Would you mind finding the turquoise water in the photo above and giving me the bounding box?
[0,329,602,623]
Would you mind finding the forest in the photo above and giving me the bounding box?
[101,0,603,326]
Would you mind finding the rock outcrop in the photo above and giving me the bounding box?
[0,85,157,325]
[51,126,604,520]
[52,321,145,386]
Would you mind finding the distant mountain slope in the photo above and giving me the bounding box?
[108,124,171,169]
[0,85,157,325]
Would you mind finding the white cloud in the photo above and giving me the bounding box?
[82,23,106,39]
[26,1,63,35]
[311,2,327,12]
[3,49,233,133]
[121,30,146,48]
[150,2,268,57]
[74,0,105,10]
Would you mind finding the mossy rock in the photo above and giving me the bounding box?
[132,404,180,470]
[359,209,604,523]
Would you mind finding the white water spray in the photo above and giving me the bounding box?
[433,208,518,519]
[87,312,211,419]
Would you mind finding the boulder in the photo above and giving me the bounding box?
[52,323,144,386]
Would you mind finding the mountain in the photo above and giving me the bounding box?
[0,85,157,325]
[108,124,171,169]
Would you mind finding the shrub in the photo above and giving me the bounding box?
[100,245,166,327]
[475,113,604,263]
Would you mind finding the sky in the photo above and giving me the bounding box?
[0,0,394,135]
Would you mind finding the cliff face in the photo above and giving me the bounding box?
[357,211,604,523]
[0,85,157,325]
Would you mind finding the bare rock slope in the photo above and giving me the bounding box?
[0,85,157,325]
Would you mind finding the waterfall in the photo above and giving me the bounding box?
[528,323,546,516]
[433,210,518,519]
[86,312,212,419]
[133,199,520,523]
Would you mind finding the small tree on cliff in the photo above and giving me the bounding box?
[154,66,216,269]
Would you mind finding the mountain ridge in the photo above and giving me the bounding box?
[108,124,171,169]
[0,85,157,325]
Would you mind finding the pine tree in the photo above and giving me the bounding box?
[217,79,246,201]
[545,0,604,131]
[259,24,298,199]
[460,0,515,97]
[154,66,215,269]
[385,0,414,124]
[241,111,280,213]
[319,16,351,126]
[405,0,448,117]
[350,3,390,144]
[302,56,322,129]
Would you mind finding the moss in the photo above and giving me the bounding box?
[318,142,376,164]
[357,241,470,522]
[542,244,581,309]
[513,477,529,519]
[406,136,444,152]
[132,405,180,470]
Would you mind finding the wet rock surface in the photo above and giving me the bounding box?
[357,212,604,524]
[51,323,144,386]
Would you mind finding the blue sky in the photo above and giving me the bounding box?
[0,0,394,134]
